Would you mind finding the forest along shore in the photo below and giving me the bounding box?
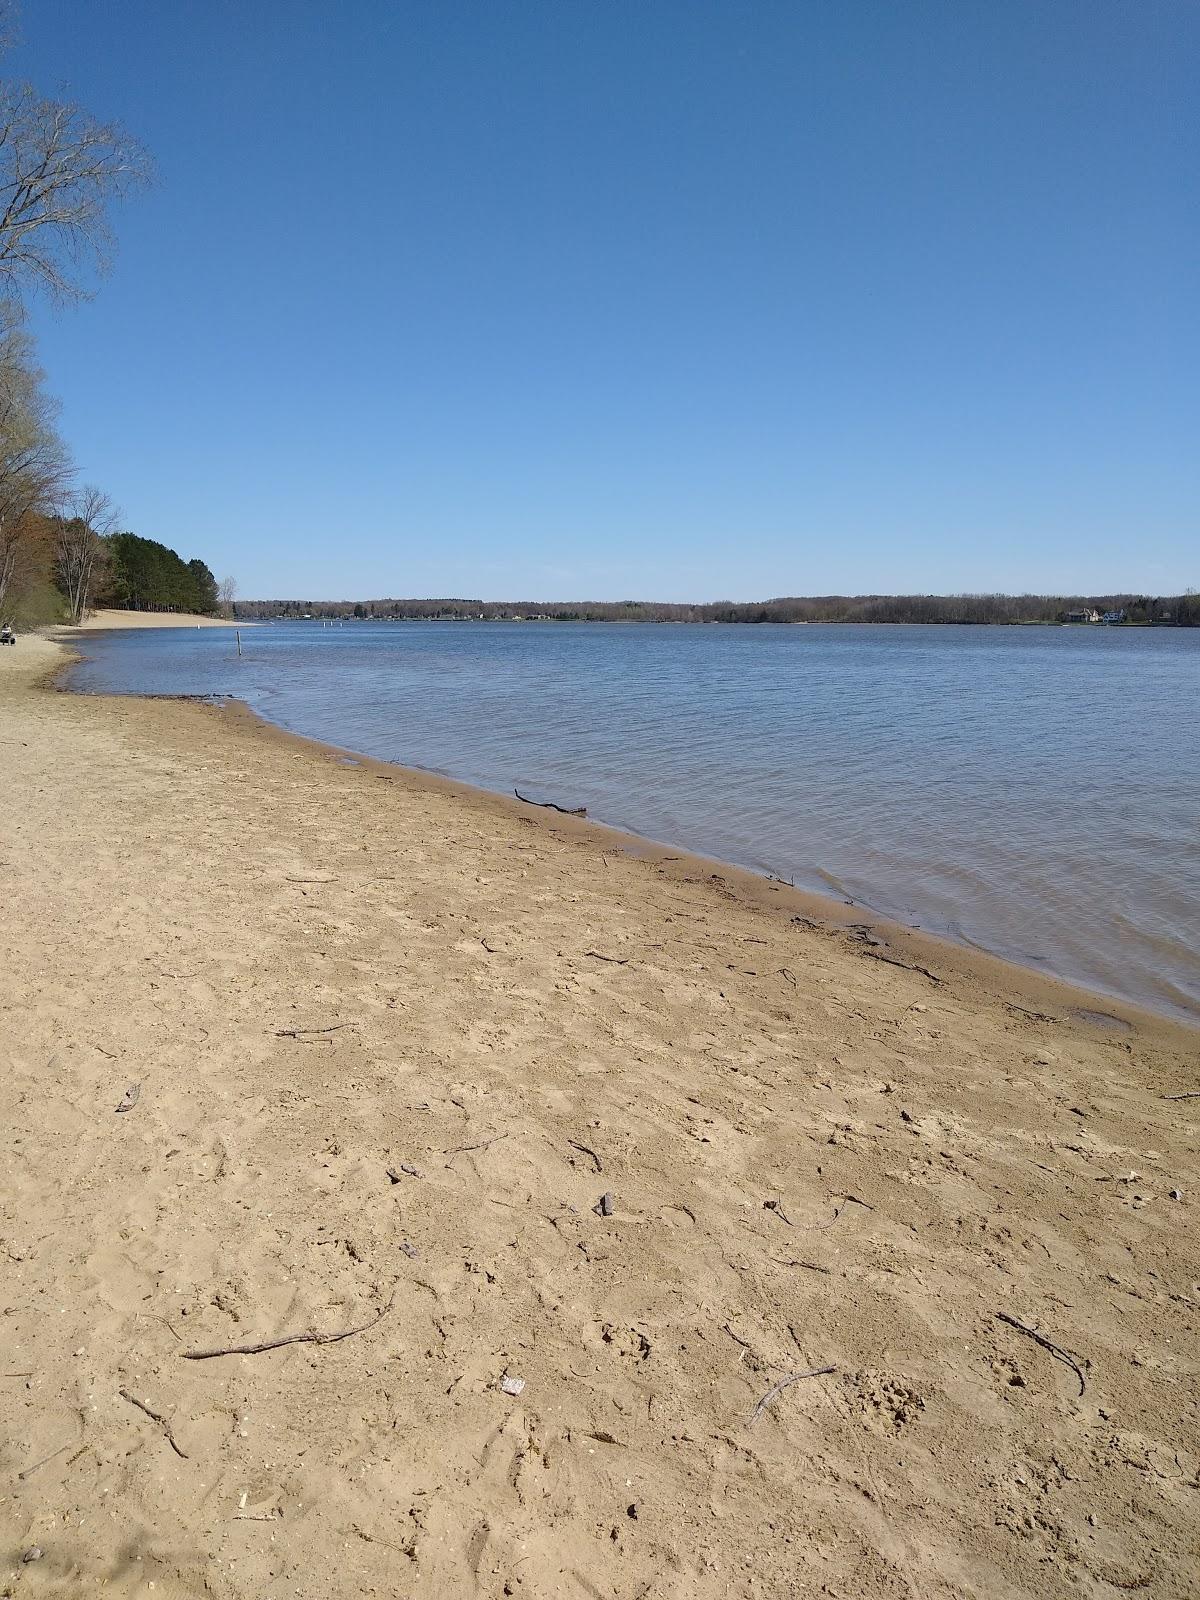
[2,632,1198,1600]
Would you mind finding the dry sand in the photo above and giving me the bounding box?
[71,610,244,630]
[1,632,1198,1599]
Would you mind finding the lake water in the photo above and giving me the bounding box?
[68,621,1200,1021]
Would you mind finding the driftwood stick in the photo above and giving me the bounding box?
[444,1134,509,1158]
[747,1366,836,1426]
[182,1288,396,1361]
[860,949,943,984]
[120,1388,188,1458]
[584,950,629,965]
[995,1312,1087,1396]
[568,1139,603,1172]
[1163,1091,1200,1101]
[18,1439,74,1480]
[514,788,586,817]
[274,1023,357,1038]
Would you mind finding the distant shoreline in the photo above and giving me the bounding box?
[235,613,1183,627]
[232,593,1198,628]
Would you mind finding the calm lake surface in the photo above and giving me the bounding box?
[69,621,1200,1021]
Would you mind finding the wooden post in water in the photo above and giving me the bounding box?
[236,629,242,657]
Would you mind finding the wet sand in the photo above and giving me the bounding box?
[2,632,1198,1599]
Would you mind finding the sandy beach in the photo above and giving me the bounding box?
[2,630,1198,1599]
[72,609,245,631]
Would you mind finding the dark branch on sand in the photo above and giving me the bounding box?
[120,1387,188,1458]
[860,949,944,984]
[995,1312,1087,1396]
[444,1134,509,1158]
[274,1023,357,1039]
[182,1289,396,1360]
[568,1139,603,1172]
[514,788,587,817]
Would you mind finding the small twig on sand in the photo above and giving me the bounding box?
[274,1023,357,1039]
[120,1387,188,1458]
[514,788,586,817]
[771,1259,831,1274]
[860,948,944,984]
[763,1198,793,1226]
[234,1511,281,1522]
[996,1312,1087,1396]
[747,1367,836,1426]
[568,1139,603,1172]
[444,1134,509,1158]
[778,967,798,986]
[1163,1091,1200,1101]
[182,1288,396,1361]
[285,876,338,884]
[585,950,629,965]
[18,1439,74,1480]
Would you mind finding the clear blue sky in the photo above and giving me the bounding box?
[13,1,1197,600]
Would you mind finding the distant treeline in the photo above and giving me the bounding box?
[235,591,1200,626]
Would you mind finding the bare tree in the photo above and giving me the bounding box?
[218,574,237,617]
[0,76,152,304]
[55,483,115,623]
[0,300,70,614]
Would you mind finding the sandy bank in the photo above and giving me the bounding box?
[2,633,1197,1599]
[70,607,246,630]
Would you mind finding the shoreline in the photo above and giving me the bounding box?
[59,623,1198,1035]
[136,697,1200,1040]
[3,632,1198,1597]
